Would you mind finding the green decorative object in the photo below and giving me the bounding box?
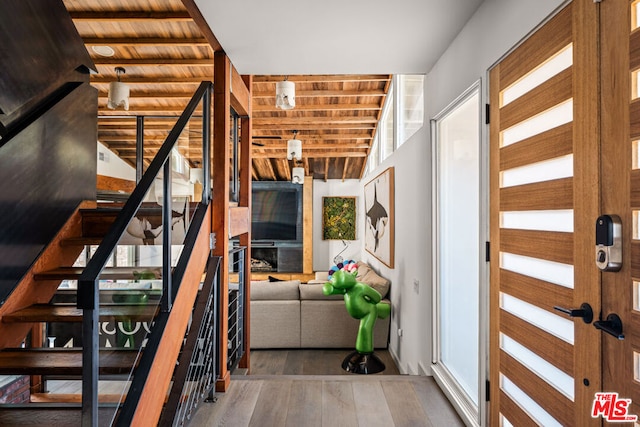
[322,197,356,240]
[323,269,390,354]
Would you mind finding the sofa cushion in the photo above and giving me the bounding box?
[299,282,343,300]
[356,262,390,298]
[250,280,300,300]
[300,300,390,349]
[250,300,301,348]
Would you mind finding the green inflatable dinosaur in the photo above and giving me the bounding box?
[323,269,391,354]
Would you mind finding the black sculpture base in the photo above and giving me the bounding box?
[342,350,386,374]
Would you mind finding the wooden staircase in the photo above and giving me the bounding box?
[0,205,167,425]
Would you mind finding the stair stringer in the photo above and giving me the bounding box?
[129,203,212,426]
[0,200,96,349]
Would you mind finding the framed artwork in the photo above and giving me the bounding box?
[322,197,356,240]
[364,167,394,268]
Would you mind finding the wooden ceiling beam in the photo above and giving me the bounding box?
[252,152,367,159]
[266,159,278,181]
[253,75,391,83]
[252,89,385,98]
[83,37,209,46]
[342,158,350,181]
[92,58,213,66]
[324,159,329,182]
[250,143,371,150]
[69,11,193,21]
[97,92,196,99]
[181,0,224,51]
[284,160,292,181]
[253,117,379,125]
[253,124,375,132]
[98,106,201,114]
[252,134,372,141]
[253,103,382,112]
[91,76,207,84]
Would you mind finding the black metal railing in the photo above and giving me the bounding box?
[227,247,246,372]
[77,81,213,426]
[158,256,220,427]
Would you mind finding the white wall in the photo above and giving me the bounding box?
[357,0,567,376]
[312,179,363,272]
[97,141,136,181]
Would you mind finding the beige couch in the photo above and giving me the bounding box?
[249,263,391,349]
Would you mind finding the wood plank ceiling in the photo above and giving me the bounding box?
[62,0,391,181]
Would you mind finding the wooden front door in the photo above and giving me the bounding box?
[490,0,640,424]
[489,1,602,425]
[600,0,640,422]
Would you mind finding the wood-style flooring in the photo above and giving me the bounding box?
[190,350,465,427]
[247,349,401,375]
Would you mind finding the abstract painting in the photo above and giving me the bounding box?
[364,167,394,268]
[322,196,356,240]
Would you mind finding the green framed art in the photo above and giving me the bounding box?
[322,197,356,240]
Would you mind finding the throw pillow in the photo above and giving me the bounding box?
[356,261,390,299]
[268,275,284,282]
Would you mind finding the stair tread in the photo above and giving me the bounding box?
[34,266,162,281]
[60,237,104,246]
[3,304,158,323]
[30,392,124,403]
[0,349,139,375]
[0,404,116,426]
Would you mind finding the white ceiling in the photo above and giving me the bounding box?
[195,0,484,75]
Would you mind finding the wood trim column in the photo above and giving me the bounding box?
[238,75,252,371]
[213,51,231,392]
[303,175,313,274]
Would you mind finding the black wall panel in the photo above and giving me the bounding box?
[0,83,97,304]
[0,0,95,131]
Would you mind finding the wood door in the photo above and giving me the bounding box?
[600,0,640,422]
[489,2,601,425]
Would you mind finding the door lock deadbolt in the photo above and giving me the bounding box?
[595,215,622,271]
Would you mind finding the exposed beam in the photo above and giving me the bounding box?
[98,92,196,99]
[181,0,224,51]
[342,158,350,181]
[252,89,386,98]
[253,103,382,112]
[250,143,371,150]
[253,75,391,83]
[252,134,372,141]
[98,106,200,114]
[253,124,375,132]
[69,11,193,21]
[266,159,277,181]
[92,58,213,66]
[83,37,209,46]
[91,76,207,84]
[324,159,329,182]
[252,117,379,125]
[252,152,367,159]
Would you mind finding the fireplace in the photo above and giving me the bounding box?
[251,247,278,272]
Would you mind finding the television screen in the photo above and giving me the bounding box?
[251,187,300,241]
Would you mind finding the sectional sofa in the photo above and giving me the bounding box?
[249,262,391,349]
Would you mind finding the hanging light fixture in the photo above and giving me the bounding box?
[292,166,305,184]
[275,77,295,110]
[287,130,302,161]
[108,67,130,110]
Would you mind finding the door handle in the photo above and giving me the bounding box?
[553,303,593,323]
[594,313,624,340]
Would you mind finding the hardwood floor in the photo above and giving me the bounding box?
[247,349,401,375]
[190,350,465,427]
